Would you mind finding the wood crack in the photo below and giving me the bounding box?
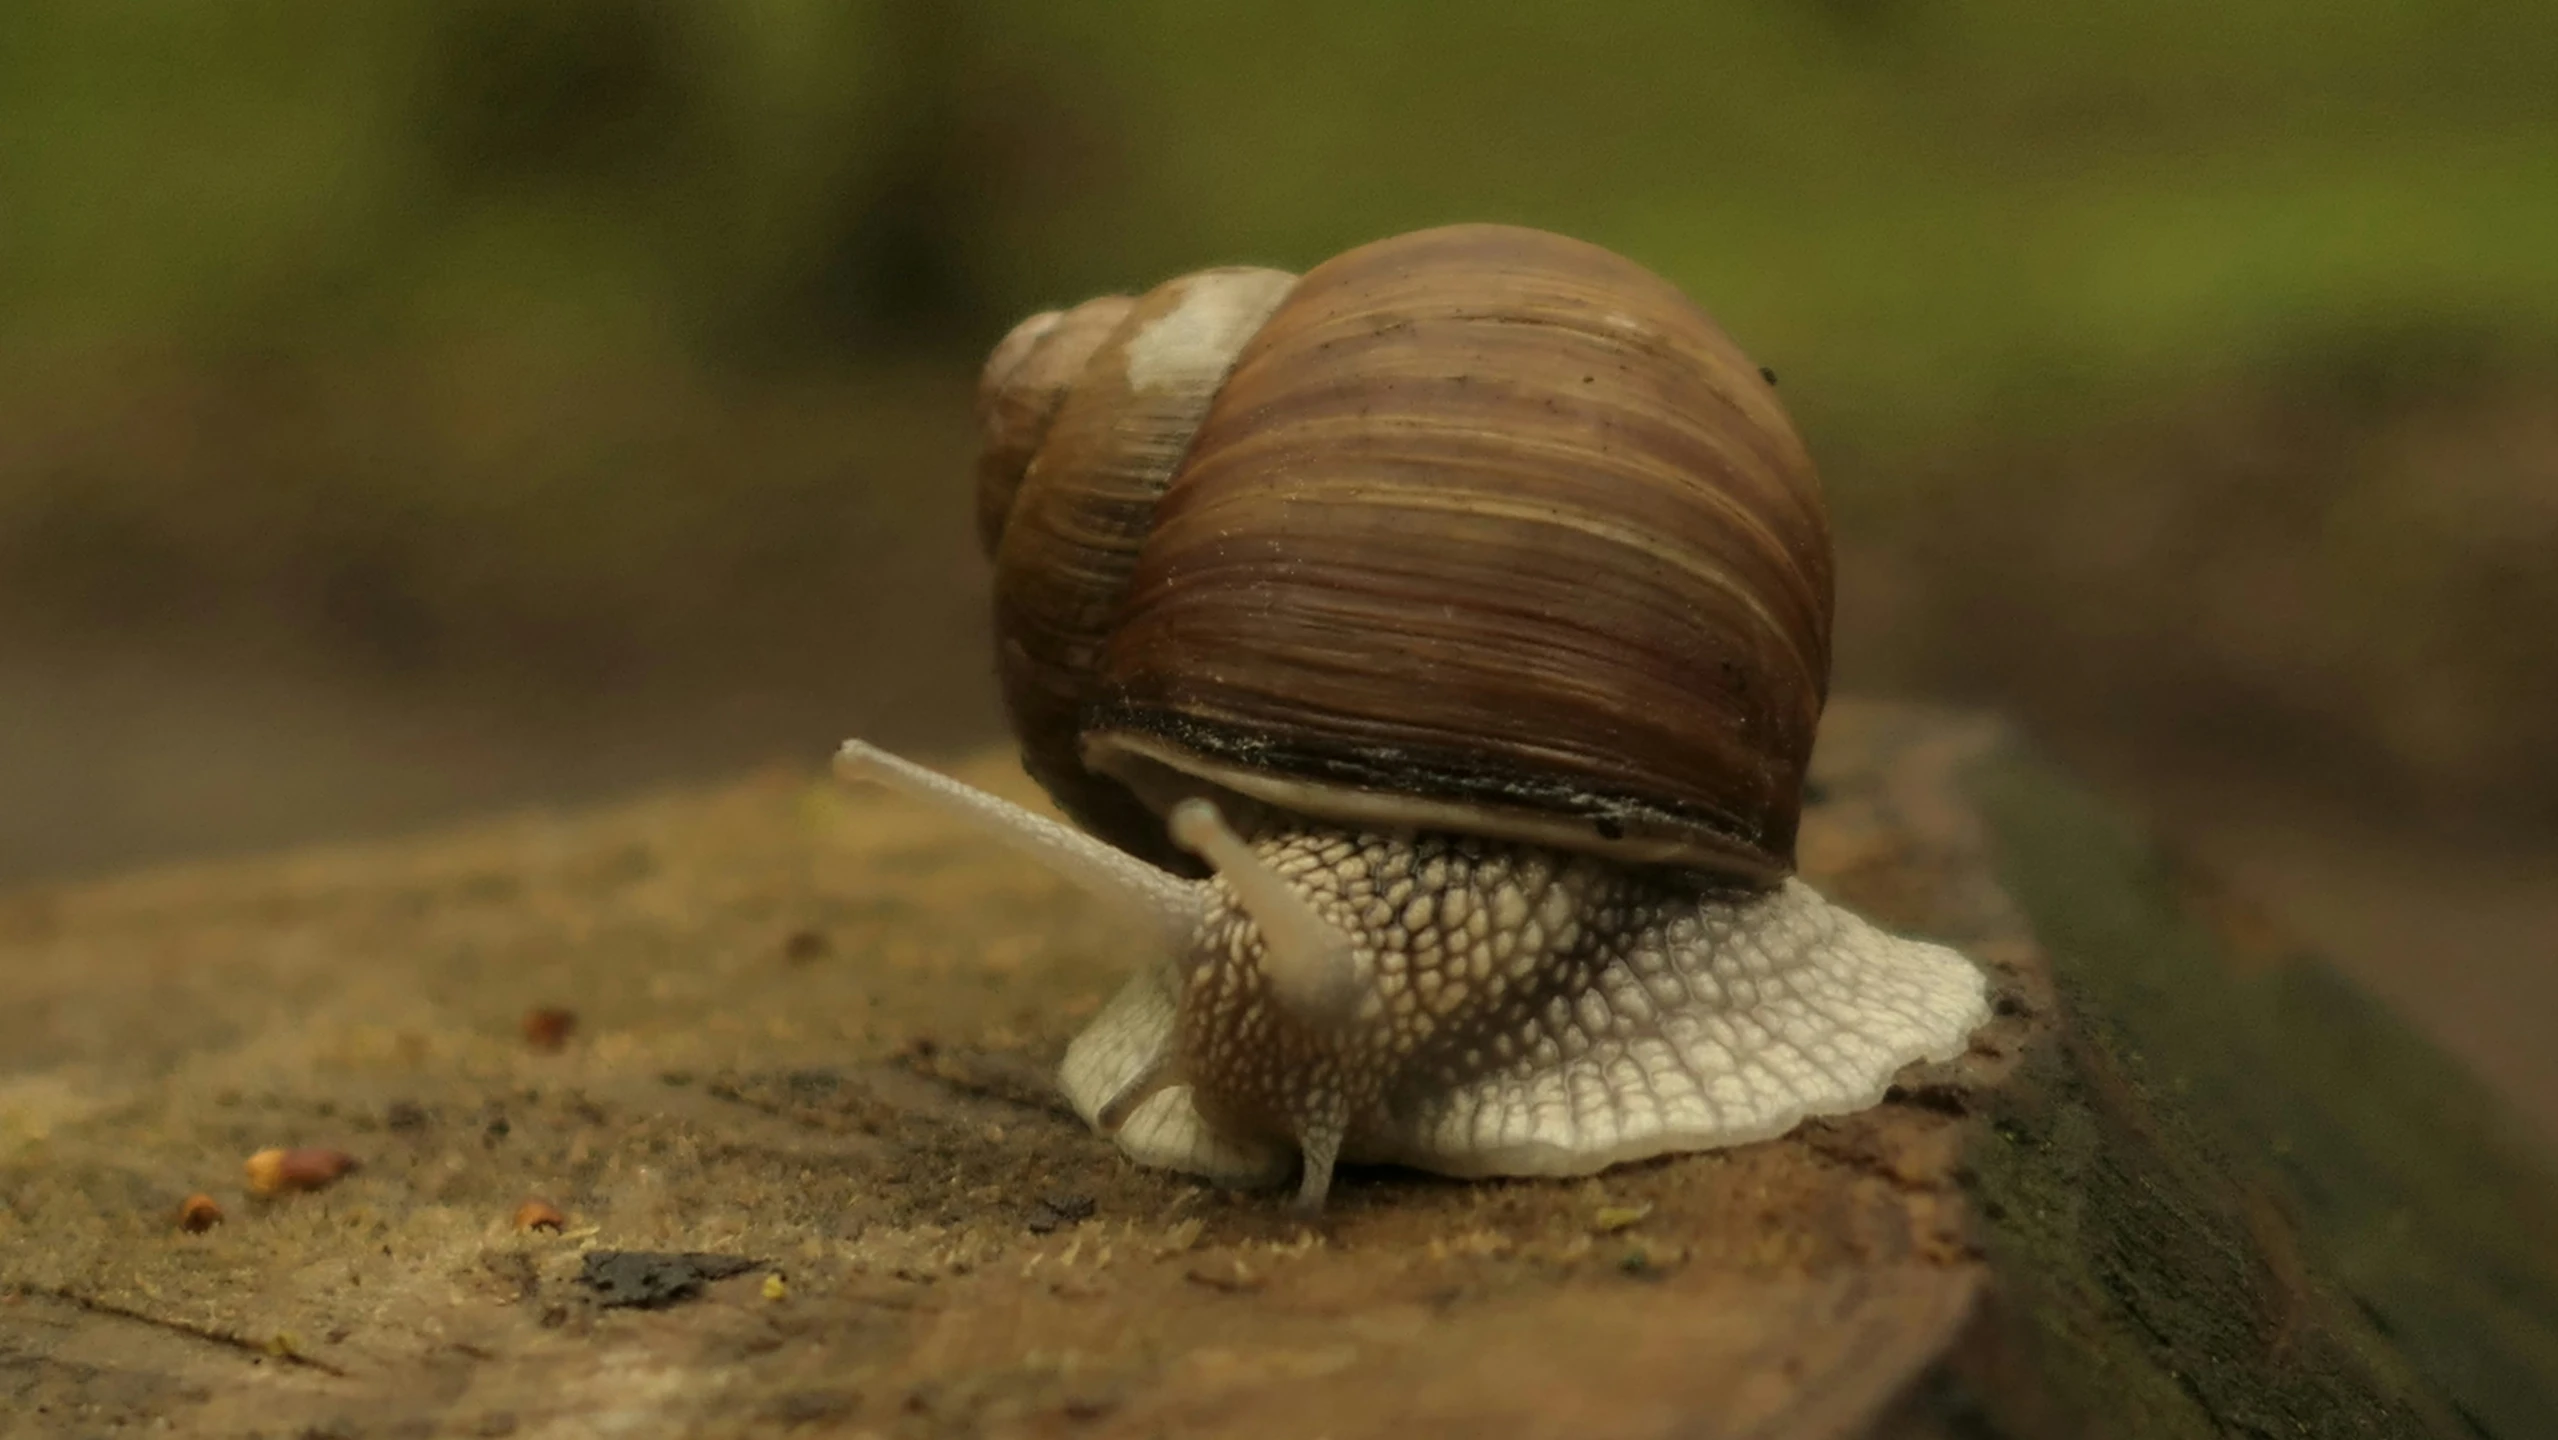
[19,1285,349,1377]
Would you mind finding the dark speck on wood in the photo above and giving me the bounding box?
[578,1251,763,1309]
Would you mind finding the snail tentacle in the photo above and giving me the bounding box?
[1167,797,1361,1029]
[833,740,1207,960]
[1293,1096,1348,1212]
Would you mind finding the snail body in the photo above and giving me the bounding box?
[839,225,1986,1207]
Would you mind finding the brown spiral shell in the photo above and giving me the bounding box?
[974,224,1832,885]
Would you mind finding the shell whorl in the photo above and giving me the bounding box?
[973,293,1134,557]
[977,267,1299,871]
[977,224,1833,885]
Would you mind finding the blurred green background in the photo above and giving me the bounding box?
[2,1,2552,1138]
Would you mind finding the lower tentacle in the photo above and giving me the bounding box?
[1292,1098,1349,1211]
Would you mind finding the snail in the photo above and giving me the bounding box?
[836,224,1988,1209]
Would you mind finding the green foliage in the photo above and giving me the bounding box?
[3,0,2555,445]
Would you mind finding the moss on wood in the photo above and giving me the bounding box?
[1967,747,2558,1438]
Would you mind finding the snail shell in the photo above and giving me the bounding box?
[978,224,1830,887]
[836,223,1985,1207]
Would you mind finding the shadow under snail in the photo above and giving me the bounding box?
[837,223,1989,1209]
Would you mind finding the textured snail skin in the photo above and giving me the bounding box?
[1072,828,1987,1200]
[837,743,1989,1209]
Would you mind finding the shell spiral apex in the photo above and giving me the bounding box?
[980,266,1298,874]
[840,222,1985,1209]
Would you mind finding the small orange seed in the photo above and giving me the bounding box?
[244,1147,357,1197]
[522,1007,577,1051]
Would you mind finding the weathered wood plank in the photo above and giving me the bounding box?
[1961,747,2558,1437]
[0,701,2549,1438]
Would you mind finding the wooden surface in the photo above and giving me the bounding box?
[1,701,2551,1439]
